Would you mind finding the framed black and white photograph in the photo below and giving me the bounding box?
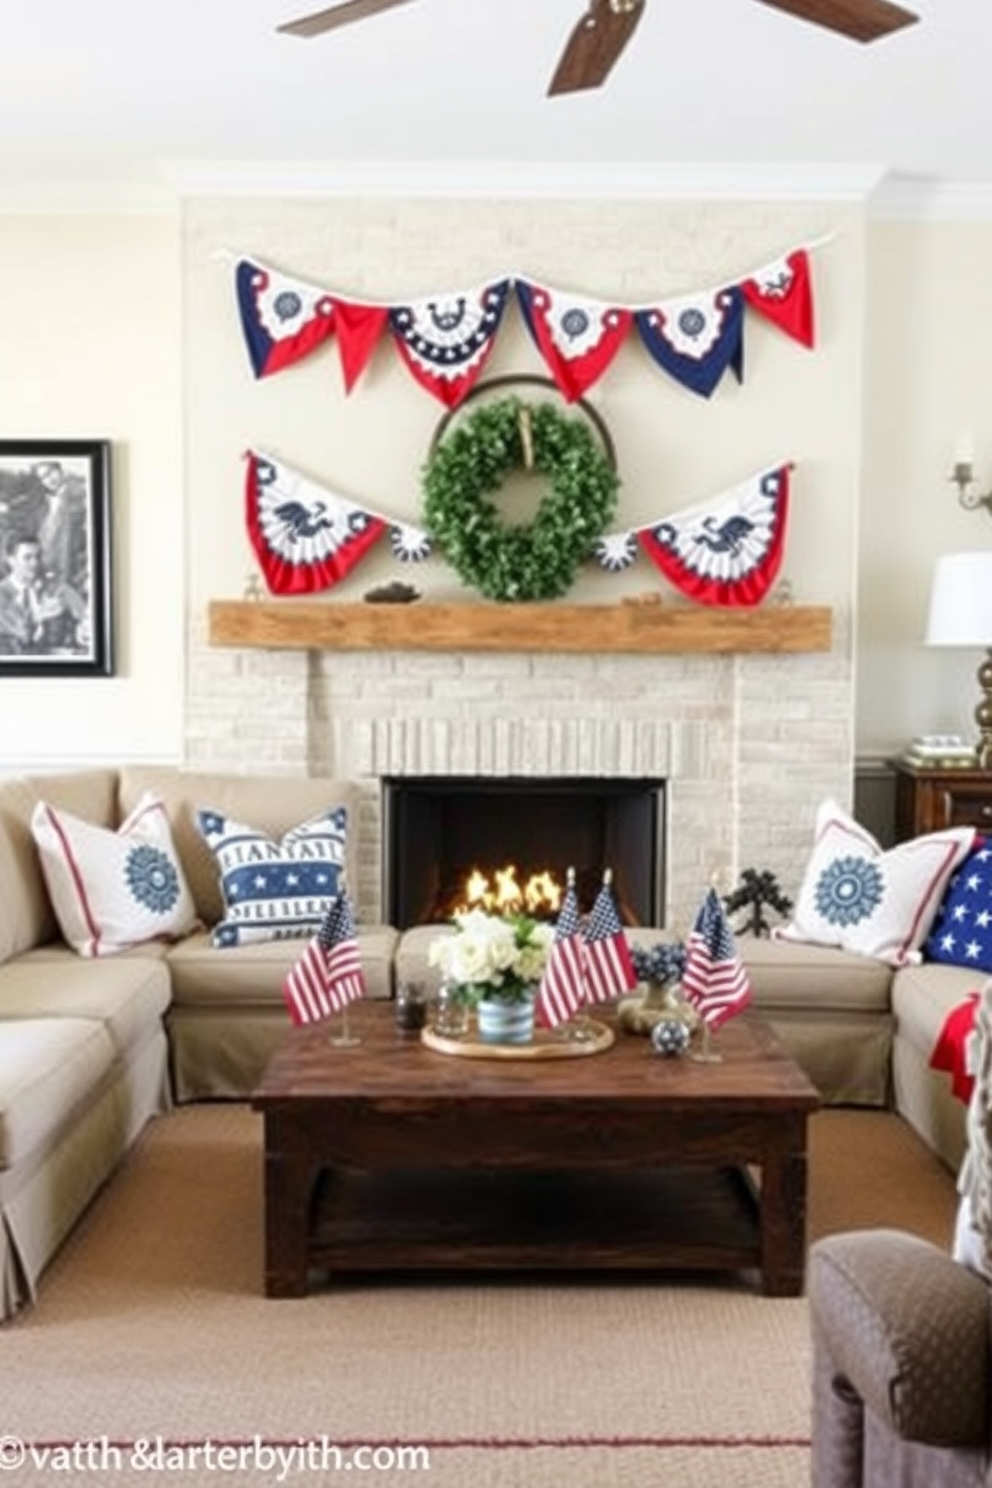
[0,439,113,677]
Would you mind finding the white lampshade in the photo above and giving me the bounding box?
[926,552,992,646]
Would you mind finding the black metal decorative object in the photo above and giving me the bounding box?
[722,869,793,938]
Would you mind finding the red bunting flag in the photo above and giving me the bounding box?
[235,257,337,378]
[388,279,510,407]
[516,280,631,401]
[637,464,791,608]
[244,450,386,596]
[332,299,391,393]
[742,249,815,349]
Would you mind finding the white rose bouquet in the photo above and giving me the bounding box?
[428,908,554,1006]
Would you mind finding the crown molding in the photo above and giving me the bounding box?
[159,158,888,202]
[12,159,992,214]
[870,175,992,221]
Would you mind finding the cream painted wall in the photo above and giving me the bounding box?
[0,212,185,769]
[3,201,990,775]
[858,220,992,756]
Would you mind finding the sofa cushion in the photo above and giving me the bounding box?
[164,923,398,1004]
[890,961,984,1071]
[31,792,197,957]
[740,937,893,1013]
[117,768,360,927]
[0,770,118,965]
[923,836,992,973]
[0,1018,114,1169]
[196,806,347,946]
[776,799,975,967]
[0,954,171,1057]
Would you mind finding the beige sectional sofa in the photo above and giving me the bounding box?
[0,761,979,1321]
[0,766,397,1320]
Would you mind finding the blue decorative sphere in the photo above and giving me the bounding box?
[651,1018,691,1057]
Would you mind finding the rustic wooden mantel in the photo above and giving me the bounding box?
[208,599,832,655]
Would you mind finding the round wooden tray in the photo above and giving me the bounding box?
[421,1019,614,1060]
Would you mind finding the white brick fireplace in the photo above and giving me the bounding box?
[185,615,852,935]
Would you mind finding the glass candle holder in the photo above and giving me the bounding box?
[395,982,427,1033]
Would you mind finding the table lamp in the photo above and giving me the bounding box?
[925,551,992,769]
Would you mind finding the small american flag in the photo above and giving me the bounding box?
[283,889,365,1027]
[536,873,587,1029]
[682,886,753,1031]
[582,874,637,1004]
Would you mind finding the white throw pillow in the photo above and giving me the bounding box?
[32,791,198,957]
[775,798,975,967]
[196,805,347,947]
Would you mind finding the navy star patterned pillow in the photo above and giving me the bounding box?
[196,806,347,947]
[924,836,992,972]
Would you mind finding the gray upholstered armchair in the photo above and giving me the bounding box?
[809,1228,992,1487]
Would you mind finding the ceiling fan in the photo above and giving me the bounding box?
[277,0,920,96]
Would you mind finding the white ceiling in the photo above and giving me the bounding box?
[0,0,988,208]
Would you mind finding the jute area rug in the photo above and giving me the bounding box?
[1,1105,957,1488]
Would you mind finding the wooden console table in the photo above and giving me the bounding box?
[891,759,992,839]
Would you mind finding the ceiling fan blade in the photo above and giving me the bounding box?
[752,0,918,43]
[547,0,646,97]
[278,0,417,40]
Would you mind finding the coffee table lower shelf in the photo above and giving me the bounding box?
[305,1164,763,1280]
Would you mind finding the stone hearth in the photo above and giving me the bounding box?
[187,609,851,935]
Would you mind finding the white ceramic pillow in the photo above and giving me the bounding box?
[775,798,975,967]
[32,791,198,957]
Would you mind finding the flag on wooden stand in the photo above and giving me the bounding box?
[582,871,637,1004]
[682,886,753,1031]
[283,888,365,1027]
[536,869,587,1029]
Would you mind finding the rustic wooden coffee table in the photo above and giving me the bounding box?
[252,1002,820,1298]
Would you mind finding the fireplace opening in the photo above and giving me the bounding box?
[382,776,665,930]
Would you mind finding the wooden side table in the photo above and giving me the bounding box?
[891,759,992,840]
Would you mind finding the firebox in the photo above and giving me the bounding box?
[382,776,665,930]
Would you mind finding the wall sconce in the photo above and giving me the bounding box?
[950,434,992,518]
[926,551,992,770]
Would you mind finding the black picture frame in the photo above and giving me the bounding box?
[0,439,113,677]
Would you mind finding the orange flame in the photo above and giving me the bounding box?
[453,863,563,918]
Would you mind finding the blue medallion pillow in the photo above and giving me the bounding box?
[924,835,992,972]
[196,805,348,947]
[32,791,198,957]
[775,798,975,967]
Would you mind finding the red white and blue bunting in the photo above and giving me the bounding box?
[594,463,792,608]
[244,447,792,608]
[231,243,822,407]
[634,287,744,400]
[388,279,511,407]
[235,259,337,379]
[742,249,815,349]
[515,281,631,402]
[244,450,431,597]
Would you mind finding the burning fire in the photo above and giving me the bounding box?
[453,864,564,918]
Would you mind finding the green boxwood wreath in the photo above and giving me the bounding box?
[422,392,620,602]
